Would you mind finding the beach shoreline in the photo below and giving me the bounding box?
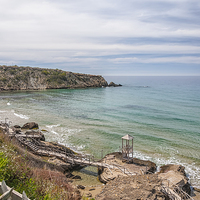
[1,120,199,199]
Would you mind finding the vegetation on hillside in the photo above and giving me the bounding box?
[0,130,80,200]
[0,65,108,90]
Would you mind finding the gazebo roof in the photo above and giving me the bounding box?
[122,134,134,140]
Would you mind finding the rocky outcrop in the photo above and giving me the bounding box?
[96,174,168,200]
[108,82,122,87]
[98,152,157,184]
[0,65,108,91]
[132,157,157,173]
[48,157,73,172]
[158,164,191,195]
[25,130,45,141]
[22,122,39,129]
[14,122,45,141]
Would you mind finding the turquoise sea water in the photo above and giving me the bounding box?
[0,76,199,188]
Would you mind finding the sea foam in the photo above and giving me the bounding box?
[14,113,29,119]
[46,124,60,128]
[133,151,200,189]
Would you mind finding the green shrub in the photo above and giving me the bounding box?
[41,70,49,75]
[9,69,16,75]
[0,78,7,83]
[0,133,78,200]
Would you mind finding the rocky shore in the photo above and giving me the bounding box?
[0,65,121,91]
[0,121,198,200]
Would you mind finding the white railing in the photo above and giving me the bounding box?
[0,181,29,200]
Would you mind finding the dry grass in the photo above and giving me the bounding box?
[0,132,81,200]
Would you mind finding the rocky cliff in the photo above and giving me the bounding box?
[0,65,108,91]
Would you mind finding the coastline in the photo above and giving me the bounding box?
[0,87,200,191]
[0,120,198,199]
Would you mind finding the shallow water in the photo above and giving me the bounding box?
[72,166,102,187]
[0,76,199,188]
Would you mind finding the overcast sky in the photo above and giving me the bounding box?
[0,0,200,76]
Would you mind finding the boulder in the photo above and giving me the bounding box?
[132,158,157,173]
[25,130,45,141]
[108,82,122,87]
[159,164,186,176]
[72,175,82,180]
[14,125,21,128]
[48,157,72,172]
[96,174,168,200]
[158,164,191,194]
[22,122,39,129]
[77,185,85,190]
[65,172,74,178]
[86,193,92,197]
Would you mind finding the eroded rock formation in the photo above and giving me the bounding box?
[0,65,108,90]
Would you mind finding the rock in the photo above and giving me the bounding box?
[108,82,122,87]
[65,172,74,178]
[72,175,82,180]
[96,174,168,200]
[14,125,21,128]
[159,164,186,176]
[48,157,72,171]
[86,193,92,197]
[25,129,45,141]
[132,158,157,173]
[13,125,22,134]
[22,122,39,129]
[158,164,191,194]
[77,185,85,189]
[0,65,108,90]
[194,187,200,193]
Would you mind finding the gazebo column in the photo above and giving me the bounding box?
[122,139,123,157]
[128,139,129,162]
[132,139,133,159]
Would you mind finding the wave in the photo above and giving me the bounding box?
[46,124,60,129]
[51,130,58,135]
[14,113,29,120]
[134,151,200,189]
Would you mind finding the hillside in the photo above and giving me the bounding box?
[0,65,108,91]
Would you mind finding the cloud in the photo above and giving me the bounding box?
[109,56,200,64]
[0,0,199,75]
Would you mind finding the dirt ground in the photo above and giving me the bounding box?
[95,174,168,200]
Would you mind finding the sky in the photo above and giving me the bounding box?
[0,0,200,76]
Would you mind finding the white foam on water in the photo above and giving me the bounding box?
[51,130,58,135]
[66,128,82,134]
[133,151,200,189]
[46,124,60,128]
[14,113,29,120]
[0,110,6,113]
[76,144,86,150]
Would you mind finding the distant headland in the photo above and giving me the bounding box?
[0,65,121,91]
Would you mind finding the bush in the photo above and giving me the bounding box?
[9,69,16,75]
[42,70,49,75]
[0,133,80,200]
[0,78,7,83]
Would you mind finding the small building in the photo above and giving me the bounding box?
[121,134,134,162]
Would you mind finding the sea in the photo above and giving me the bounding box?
[0,76,199,188]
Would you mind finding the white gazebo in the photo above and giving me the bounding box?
[121,134,134,162]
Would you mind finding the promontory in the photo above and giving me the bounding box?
[0,65,109,91]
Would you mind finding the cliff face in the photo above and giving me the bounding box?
[0,65,108,91]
